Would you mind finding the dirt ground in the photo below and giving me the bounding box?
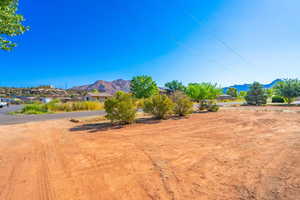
[0,109,300,200]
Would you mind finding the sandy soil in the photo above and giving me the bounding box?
[0,109,300,200]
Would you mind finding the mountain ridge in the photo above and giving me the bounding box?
[223,79,283,92]
[71,79,131,94]
[71,78,285,94]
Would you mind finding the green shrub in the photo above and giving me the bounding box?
[143,94,174,119]
[199,100,210,111]
[104,91,137,124]
[207,104,220,112]
[272,96,285,103]
[171,91,193,116]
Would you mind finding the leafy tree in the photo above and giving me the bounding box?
[185,83,222,110]
[143,94,174,119]
[245,82,267,105]
[165,80,186,92]
[226,87,238,97]
[239,91,247,98]
[0,0,29,50]
[274,79,300,104]
[104,91,137,124]
[130,75,158,99]
[266,88,274,98]
[171,91,193,116]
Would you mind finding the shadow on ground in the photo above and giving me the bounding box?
[69,116,192,133]
[69,117,163,133]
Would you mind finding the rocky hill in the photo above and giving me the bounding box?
[72,79,131,94]
[0,86,68,97]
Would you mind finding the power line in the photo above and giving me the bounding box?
[122,0,228,67]
[183,11,255,66]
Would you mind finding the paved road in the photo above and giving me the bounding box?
[217,102,244,106]
[0,105,105,125]
[0,105,23,114]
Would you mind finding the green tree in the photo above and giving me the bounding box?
[143,94,174,119]
[130,75,158,99]
[266,88,274,98]
[165,80,186,92]
[0,0,29,50]
[239,91,247,98]
[274,79,300,104]
[104,91,137,124]
[185,83,222,110]
[245,82,267,105]
[226,87,238,97]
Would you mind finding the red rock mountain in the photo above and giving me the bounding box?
[71,79,131,94]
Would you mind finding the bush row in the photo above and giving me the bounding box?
[104,91,219,124]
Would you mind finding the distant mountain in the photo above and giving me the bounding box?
[71,79,131,94]
[223,79,283,92]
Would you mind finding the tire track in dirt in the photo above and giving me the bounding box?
[1,110,300,199]
[36,145,57,200]
[0,158,23,200]
[131,142,182,200]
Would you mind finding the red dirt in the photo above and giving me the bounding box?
[0,109,300,200]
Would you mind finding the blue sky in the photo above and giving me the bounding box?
[1,0,300,88]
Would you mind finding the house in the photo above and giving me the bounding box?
[17,96,39,103]
[84,92,112,102]
[40,97,53,104]
[159,87,173,95]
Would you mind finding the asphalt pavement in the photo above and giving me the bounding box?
[0,105,105,125]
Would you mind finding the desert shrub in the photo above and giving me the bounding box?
[171,91,193,116]
[272,96,285,103]
[245,82,267,106]
[207,104,220,112]
[136,98,145,109]
[143,94,174,119]
[104,91,137,124]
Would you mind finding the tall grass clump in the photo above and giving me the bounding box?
[47,101,103,112]
[20,100,103,114]
[21,103,49,114]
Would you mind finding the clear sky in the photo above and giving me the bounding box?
[1,0,300,88]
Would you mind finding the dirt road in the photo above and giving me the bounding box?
[0,109,299,200]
